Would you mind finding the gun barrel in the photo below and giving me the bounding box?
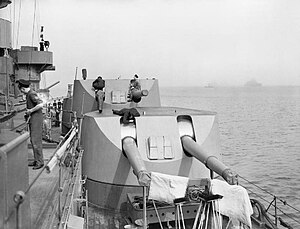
[181,135,238,184]
[122,137,147,176]
[45,81,60,90]
[130,89,148,103]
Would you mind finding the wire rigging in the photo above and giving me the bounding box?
[28,0,38,80]
[239,175,300,227]
[30,0,37,48]
[240,175,300,212]
[10,0,14,47]
[16,0,22,49]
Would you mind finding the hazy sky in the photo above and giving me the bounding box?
[2,0,300,95]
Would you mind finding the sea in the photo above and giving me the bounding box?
[160,86,300,227]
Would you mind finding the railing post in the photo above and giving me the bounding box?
[13,191,25,229]
[58,159,63,221]
[16,204,20,229]
[274,196,277,226]
[143,186,147,229]
[86,189,89,229]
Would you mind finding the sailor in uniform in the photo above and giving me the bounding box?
[92,76,105,113]
[17,79,44,170]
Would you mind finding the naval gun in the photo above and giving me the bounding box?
[177,116,238,185]
[122,116,238,187]
[70,77,250,228]
[37,81,60,94]
[44,80,60,90]
[37,81,60,102]
[122,137,150,186]
[129,88,149,103]
[181,136,238,185]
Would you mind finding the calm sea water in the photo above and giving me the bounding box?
[160,86,300,226]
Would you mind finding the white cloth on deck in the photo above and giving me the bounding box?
[211,179,253,228]
[148,172,189,204]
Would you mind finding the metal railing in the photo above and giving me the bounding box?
[0,132,30,229]
[239,175,300,229]
[1,121,86,229]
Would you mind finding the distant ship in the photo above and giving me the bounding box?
[244,79,262,87]
[204,82,216,88]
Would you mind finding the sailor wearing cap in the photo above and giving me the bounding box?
[17,79,44,170]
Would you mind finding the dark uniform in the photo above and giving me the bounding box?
[26,89,44,166]
[92,76,105,113]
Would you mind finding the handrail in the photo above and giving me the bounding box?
[0,108,26,123]
[0,132,29,153]
[239,175,300,227]
[2,118,81,228]
[1,133,30,229]
[58,148,85,229]
[46,127,77,173]
[240,175,300,213]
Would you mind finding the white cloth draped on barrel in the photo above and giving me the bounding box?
[148,172,189,204]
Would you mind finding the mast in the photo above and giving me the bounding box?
[0,0,55,129]
[0,2,13,115]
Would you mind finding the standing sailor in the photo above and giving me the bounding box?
[17,79,44,170]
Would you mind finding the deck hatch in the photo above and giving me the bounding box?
[147,136,174,160]
[163,136,173,159]
[111,90,127,104]
[147,136,158,159]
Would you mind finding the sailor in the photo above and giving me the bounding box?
[55,105,60,127]
[17,79,44,170]
[57,99,62,110]
[112,108,140,124]
[130,74,141,90]
[53,100,57,109]
[92,76,105,113]
[47,103,51,113]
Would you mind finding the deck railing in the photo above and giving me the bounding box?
[239,175,300,228]
[0,132,30,229]
[0,124,86,229]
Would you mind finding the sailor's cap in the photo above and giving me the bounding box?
[16,79,30,88]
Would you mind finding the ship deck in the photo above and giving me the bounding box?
[27,144,60,228]
[26,126,63,229]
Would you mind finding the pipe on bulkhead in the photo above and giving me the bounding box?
[181,136,238,185]
[122,137,150,186]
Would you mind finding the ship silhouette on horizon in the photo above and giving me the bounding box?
[244,79,262,87]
